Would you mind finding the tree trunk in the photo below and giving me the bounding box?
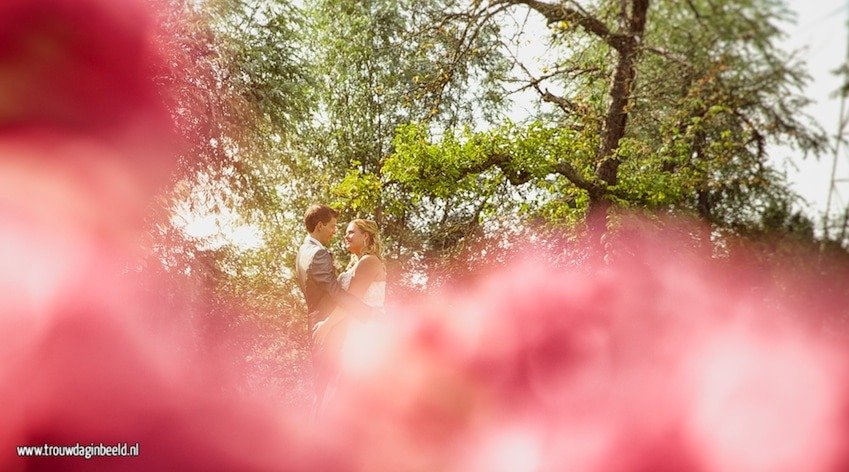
[591,0,650,234]
[596,0,649,180]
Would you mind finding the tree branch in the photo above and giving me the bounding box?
[495,0,628,51]
[507,51,578,115]
[643,46,692,68]
[554,160,601,195]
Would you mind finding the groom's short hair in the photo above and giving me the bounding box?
[304,204,339,232]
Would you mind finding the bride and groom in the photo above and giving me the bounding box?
[295,204,386,414]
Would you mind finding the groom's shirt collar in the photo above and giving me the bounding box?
[305,234,325,249]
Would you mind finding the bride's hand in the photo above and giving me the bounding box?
[312,319,327,346]
[313,317,339,347]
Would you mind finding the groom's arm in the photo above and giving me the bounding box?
[309,249,374,321]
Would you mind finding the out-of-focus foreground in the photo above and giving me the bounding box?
[2,1,849,471]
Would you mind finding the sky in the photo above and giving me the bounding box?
[778,0,848,225]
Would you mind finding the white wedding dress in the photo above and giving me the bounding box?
[338,268,385,310]
[336,268,390,376]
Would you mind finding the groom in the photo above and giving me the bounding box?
[295,204,373,412]
[296,204,374,328]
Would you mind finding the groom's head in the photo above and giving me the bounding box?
[304,204,339,246]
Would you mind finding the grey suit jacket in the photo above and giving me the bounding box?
[296,235,366,326]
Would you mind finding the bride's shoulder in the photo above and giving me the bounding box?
[354,254,386,275]
[355,254,382,268]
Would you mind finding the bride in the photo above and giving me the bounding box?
[312,219,386,400]
[339,218,386,313]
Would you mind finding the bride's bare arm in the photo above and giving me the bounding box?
[347,255,384,299]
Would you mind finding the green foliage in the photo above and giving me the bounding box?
[386,121,596,232]
[333,169,383,213]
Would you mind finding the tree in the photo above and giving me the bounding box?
[386,0,826,246]
[299,0,510,279]
[146,0,317,404]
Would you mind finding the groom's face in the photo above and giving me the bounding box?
[315,217,338,246]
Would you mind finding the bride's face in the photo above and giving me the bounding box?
[344,222,368,254]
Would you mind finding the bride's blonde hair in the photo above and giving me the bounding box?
[347,219,383,269]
